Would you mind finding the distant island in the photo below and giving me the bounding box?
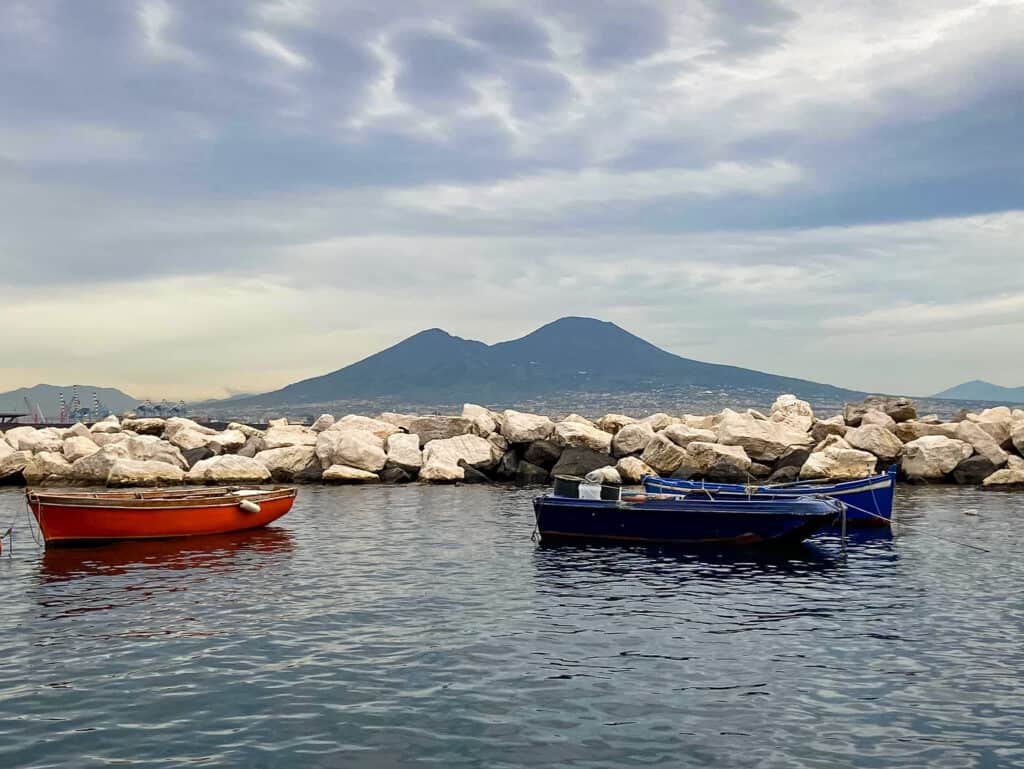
[932,380,1024,404]
[213,317,861,411]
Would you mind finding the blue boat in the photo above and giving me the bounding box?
[641,466,896,527]
[533,491,844,547]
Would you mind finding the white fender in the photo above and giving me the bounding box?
[239,499,261,514]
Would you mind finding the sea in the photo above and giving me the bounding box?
[1,484,1023,768]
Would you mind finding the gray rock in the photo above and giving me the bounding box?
[775,446,811,471]
[748,462,772,479]
[408,416,476,445]
[524,440,562,468]
[322,465,380,484]
[457,459,490,484]
[551,448,616,478]
[236,436,263,458]
[844,396,917,426]
[380,464,414,484]
[767,465,801,484]
[515,460,549,486]
[183,447,215,467]
[494,449,519,480]
[951,455,999,485]
[810,418,848,443]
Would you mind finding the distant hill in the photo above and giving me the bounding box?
[931,380,1024,404]
[222,317,860,408]
[0,384,139,419]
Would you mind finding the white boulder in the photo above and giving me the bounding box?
[5,427,63,453]
[686,442,752,474]
[716,411,813,462]
[844,424,903,462]
[1011,421,1024,456]
[262,425,317,450]
[167,426,215,452]
[553,421,613,453]
[982,456,1024,486]
[228,422,264,439]
[662,424,717,448]
[596,414,636,434]
[90,416,121,434]
[615,456,655,484]
[316,430,386,473]
[640,434,689,475]
[331,415,400,441]
[121,417,166,436]
[611,423,656,457]
[70,444,132,483]
[379,412,415,431]
[462,404,499,436]
[585,466,622,485]
[164,417,216,440]
[901,436,974,479]
[23,451,74,484]
[310,414,335,432]
[322,465,380,483]
[422,435,499,472]
[62,436,101,463]
[800,446,878,480]
[386,433,423,473]
[955,421,1008,467]
[418,463,464,482]
[860,410,897,432]
[639,413,674,431]
[770,394,814,431]
[123,436,188,468]
[0,450,31,479]
[207,429,248,454]
[107,459,184,487]
[500,410,555,443]
[254,446,320,480]
[186,455,271,483]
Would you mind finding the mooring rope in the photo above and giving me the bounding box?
[839,499,991,554]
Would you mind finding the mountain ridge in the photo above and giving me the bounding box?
[931,379,1024,403]
[220,316,862,408]
[0,384,139,418]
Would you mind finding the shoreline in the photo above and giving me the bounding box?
[2,394,1022,489]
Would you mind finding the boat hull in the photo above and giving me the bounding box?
[28,487,297,546]
[642,469,895,527]
[533,495,840,547]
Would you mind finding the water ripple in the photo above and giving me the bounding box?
[1,484,1023,767]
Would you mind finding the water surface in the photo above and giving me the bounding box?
[1,485,1022,768]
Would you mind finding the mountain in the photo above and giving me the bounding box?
[0,384,139,419]
[224,317,860,408]
[931,380,1024,403]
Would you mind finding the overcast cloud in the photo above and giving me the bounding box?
[1,0,1022,400]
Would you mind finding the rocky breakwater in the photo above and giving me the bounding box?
[2,396,1024,489]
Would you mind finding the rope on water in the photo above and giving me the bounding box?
[840,499,991,554]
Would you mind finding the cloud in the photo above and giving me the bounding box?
[0,0,1022,398]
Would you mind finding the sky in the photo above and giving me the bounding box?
[1,0,1022,401]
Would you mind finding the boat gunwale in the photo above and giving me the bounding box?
[26,486,297,510]
[536,494,844,519]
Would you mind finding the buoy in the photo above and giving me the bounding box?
[239,500,261,514]
[964,509,979,516]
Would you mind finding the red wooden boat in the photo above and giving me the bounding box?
[26,486,297,546]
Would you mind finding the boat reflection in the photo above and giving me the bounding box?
[37,527,295,584]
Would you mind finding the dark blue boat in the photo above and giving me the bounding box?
[533,492,843,547]
[640,466,896,527]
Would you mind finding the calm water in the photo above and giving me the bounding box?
[1,484,1023,768]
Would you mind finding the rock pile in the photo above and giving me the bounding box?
[2,397,1023,488]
